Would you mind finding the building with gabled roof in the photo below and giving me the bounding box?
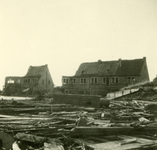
[62,57,150,96]
[3,64,54,96]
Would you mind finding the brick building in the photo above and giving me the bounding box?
[3,65,54,96]
[62,57,150,96]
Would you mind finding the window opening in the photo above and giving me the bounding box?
[80,78,86,84]
[116,77,119,83]
[107,78,110,86]
[102,78,106,84]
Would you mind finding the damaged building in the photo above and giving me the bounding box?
[3,64,54,96]
[62,57,150,96]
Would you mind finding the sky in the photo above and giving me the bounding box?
[0,0,157,90]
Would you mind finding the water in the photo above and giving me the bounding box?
[0,95,34,100]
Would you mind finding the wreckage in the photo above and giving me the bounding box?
[0,85,157,150]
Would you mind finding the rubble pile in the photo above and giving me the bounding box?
[0,93,157,150]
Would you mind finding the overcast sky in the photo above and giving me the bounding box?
[0,0,157,90]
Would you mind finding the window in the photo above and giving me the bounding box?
[102,78,106,84]
[95,78,97,83]
[107,78,110,86]
[116,77,119,83]
[48,80,51,84]
[112,78,115,84]
[84,78,86,84]
[63,79,66,84]
[91,78,98,84]
[66,79,69,84]
[73,78,76,84]
[91,78,94,84]
[63,78,69,84]
[80,78,86,84]
[7,79,14,84]
[27,79,30,84]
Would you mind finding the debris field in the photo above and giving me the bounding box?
[0,89,157,150]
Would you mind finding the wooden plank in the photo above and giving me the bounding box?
[87,141,121,149]
[71,127,134,137]
[87,138,155,150]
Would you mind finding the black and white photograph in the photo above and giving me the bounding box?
[0,0,157,149]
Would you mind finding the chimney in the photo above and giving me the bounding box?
[118,59,121,67]
[98,59,102,63]
[143,57,146,62]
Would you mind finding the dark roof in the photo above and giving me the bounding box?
[25,65,47,77]
[115,59,144,76]
[75,58,145,76]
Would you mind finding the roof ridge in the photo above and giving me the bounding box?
[82,58,143,63]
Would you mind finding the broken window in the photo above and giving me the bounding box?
[7,79,14,84]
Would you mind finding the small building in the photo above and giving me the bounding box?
[3,64,54,96]
[62,57,150,96]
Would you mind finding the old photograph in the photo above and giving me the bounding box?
[0,0,157,149]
